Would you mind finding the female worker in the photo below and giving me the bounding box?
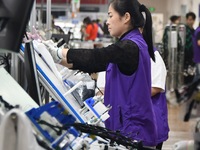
[44,0,157,147]
[82,16,98,41]
[151,49,169,149]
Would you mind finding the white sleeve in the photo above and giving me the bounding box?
[97,71,106,88]
[98,26,104,35]
[151,51,167,91]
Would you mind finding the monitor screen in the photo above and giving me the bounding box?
[0,0,34,53]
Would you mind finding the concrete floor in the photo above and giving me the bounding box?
[162,94,198,150]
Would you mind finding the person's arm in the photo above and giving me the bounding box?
[151,51,167,96]
[60,56,73,69]
[63,40,139,75]
[197,32,200,46]
[151,87,163,96]
[198,40,200,46]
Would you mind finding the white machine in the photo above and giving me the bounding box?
[19,39,110,126]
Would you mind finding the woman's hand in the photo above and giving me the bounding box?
[43,40,73,68]
[42,40,62,63]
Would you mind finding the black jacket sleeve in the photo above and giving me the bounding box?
[67,40,139,75]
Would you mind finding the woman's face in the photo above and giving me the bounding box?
[106,4,129,38]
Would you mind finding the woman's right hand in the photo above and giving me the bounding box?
[42,40,62,63]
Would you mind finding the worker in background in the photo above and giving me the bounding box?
[44,0,158,147]
[174,22,200,109]
[193,22,200,81]
[169,15,181,25]
[178,22,200,101]
[184,12,196,84]
[162,15,181,69]
[82,17,98,41]
[93,19,104,38]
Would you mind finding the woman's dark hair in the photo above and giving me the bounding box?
[83,16,95,28]
[110,0,155,61]
[83,17,92,25]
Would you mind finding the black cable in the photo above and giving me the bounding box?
[35,135,53,150]
[37,119,157,150]
[38,119,136,147]
[68,123,158,150]
[63,123,143,149]
[90,76,104,96]
[0,54,11,73]
[0,55,7,66]
[0,96,14,110]
[38,120,62,135]
[96,86,104,95]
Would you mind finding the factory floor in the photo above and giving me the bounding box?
[162,93,198,150]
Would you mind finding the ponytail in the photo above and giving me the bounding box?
[109,0,155,61]
[139,4,155,61]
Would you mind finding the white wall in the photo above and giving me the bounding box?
[139,0,167,23]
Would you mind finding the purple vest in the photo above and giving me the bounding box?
[104,29,157,146]
[193,27,200,63]
[152,91,169,144]
[152,49,169,144]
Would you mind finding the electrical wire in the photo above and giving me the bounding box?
[65,123,142,149]
[0,54,10,72]
[96,86,104,95]
[67,123,157,150]
[35,135,53,150]
[37,120,158,150]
